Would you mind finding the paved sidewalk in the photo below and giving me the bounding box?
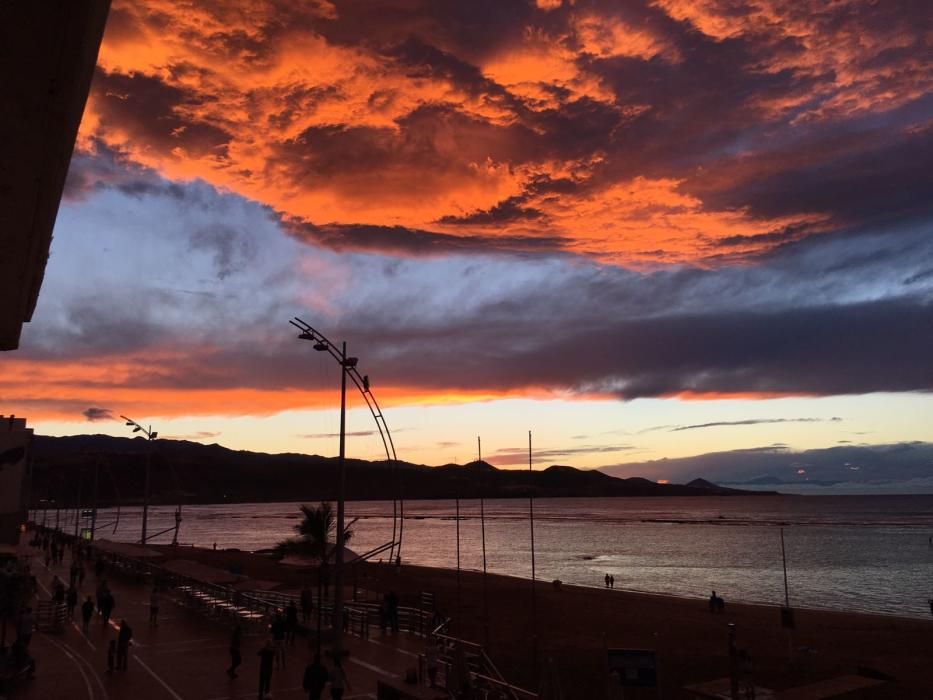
[13,541,431,700]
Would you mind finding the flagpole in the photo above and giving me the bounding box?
[529,430,538,679]
[479,436,489,646]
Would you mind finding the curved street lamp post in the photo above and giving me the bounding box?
[120,415,157,544]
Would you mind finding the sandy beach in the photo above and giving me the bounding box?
[152,544,932,698]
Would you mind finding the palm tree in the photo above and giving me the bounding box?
[275,502,355,653]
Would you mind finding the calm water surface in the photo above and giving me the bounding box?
[63,496,933,619]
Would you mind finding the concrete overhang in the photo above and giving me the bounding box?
[0,1,111,350]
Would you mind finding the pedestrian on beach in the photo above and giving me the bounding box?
[81,596,95,633]
[604,573,610,588]
[149,586,161,626]
[286,599,299,645]
[66,584,78,618]
[227,624,242,678]
[116,619,133,671]
[329,658,351,700]
[257,639,275,699]
[610,575,615,589]
[302,653,329,700]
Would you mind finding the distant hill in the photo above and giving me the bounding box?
[27,434,773,505]
[600,442,933,493]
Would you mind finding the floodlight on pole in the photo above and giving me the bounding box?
[290,316,406,664]
[120,414,157,544]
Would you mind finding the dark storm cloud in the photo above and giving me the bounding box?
[83,407,115,422]
[90,70,232,159]
[284,219,570,256]
[437,196,545,226]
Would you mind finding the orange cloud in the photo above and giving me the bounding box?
[68,0,930,266]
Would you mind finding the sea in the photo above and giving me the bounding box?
[47,495,933,620]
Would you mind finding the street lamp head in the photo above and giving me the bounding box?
[150,432,158,439]
[125,421,135,427]
[344,357,359,368]
[133,426,142,433]
[298,331,315,341]
[313,342,328,352]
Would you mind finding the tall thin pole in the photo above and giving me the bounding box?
[479,436,489,646]
[529,430,538,678]
[455,496,461,627]
[780,527,789,607]
[74,471,83,538]
[334,341,348,662]
[91,459,99,541]
[141,431,152,544]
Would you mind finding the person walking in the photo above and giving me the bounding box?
[257,639,275,699]
[227,624,242,679]
[100,588,115,625]
[286,600,299,646]
[66,583,78,619]
[271,610,287,668]
[300,585,313,624]
[302,654,329,700]
[604,573,610,588]
[329,658,351,700]
[149,587,161,626]
[609,574,615,589]
[116,619,133,671]
[81,596,95,634]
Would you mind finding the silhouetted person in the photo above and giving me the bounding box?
[302,653,329,700]
[257,639,275,699]
[227,624,242,678]
[286,600,299,645]
[270,611,287,668]
[69,560,79,587]
[709,591,718,613]
[81,596,95,633]
[100,589,115,625]
[604,573,610,588]
[66,584,78,618]
[610,574,615,588]
[386,590,399,633]
[928,598,933,617]
[149,587,160,626]
[116,620,133,671]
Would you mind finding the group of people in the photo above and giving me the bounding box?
[232,616,351,700]
[603,573,615,588]
[709,590,726,613]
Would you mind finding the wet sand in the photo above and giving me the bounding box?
[155,545,933,698]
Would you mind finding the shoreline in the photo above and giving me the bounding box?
[144,543,932,697]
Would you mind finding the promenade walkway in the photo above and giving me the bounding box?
[11,538,432,700]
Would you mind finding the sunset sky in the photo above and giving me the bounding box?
[5,0,933,474]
